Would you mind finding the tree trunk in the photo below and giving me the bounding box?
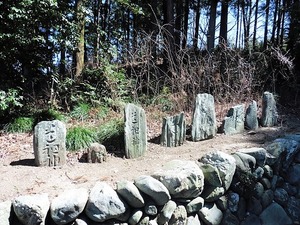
[219,0,229,45]
[163,0,175,57]
[193,0,201,49]
[182,0,189,49]
[263,0,270,49]
[271,0,279,44]
[74,0,87,80]
[253,0,259,50]
[175,0,183,49]
[235,0,240,48]
[207,0,218,52]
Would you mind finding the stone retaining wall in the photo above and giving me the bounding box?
[1,134,300,225]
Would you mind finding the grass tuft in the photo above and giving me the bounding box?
[5,117,34,133]
[66,126,97,151]
[70,103,91,121]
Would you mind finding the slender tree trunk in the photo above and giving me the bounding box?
[276,0,282,46]
[263,0,270,49]
[235,0,240,48]
[280,0,286,47]
[271,0,279,44]
[207,0,218,52]
[219,0,229,45]
[253,0,259,50]
[182,0,189,49]
[193,0,201,49]
[94,0,101,67]
[74,0,87,80]
[175,0,183,50]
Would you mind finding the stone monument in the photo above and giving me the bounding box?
[124,103,147,159]
[34,120,66,167]
[261,91,278,127]
[160,112,186,147]
[191,93,217,141]
[245,100,259,130]
[223,104,245,135]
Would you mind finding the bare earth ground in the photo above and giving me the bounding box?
[1,112,300,202]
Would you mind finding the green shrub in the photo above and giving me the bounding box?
[70,103,91,121]
[66,126,97,151]
[97,118,124,143]
[34,108,65,123]
[5,117,34,133]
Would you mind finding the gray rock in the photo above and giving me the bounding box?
[201,185,225,202]
[186,197,204,213]
[285,163,300,185]
[160,112,186,147]
[50,188,88,225]
[138,216,149,225]
[253,182,264,198]
[253,167,264,180]
[228,192,239,213]
[191,93,217,141]
[34,120,66,167]
[223,104,245,135]
[85,182,127,222]
[265,141,285,165]
[216,195,228,211]
[0,201,11,225]
[134,175,170,206]
[239,148,267,167]
[240,214,261,225]
[12,193,50,225]
[260,178,271,189]
[271,175,284,189]
[116,180,145,208]
[157,200,177,225]
[245,100,259,130]
[152,160,204,199]
[273,138,300,171]
[169,205,187,225]
[232,152,256,173]
[261,190,274,209]
[261,92,278,127]
[259,202,292,225]
[199,151,236,190]
[221,210,239,225]
[247,197,262,216]
[124,103,147,159]
[274,188,289,206]
[144,202,157,216]
[87,143,107,163]
[128,210,143,225]
[186,214,201,225]
[200,163,222,187]
[286,196,300,222]
[263,165,273,179]
[198,203,223,225]
[282,182,298,196]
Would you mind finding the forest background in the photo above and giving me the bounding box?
[0,0,300,151]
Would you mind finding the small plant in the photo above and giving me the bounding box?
[97,118,124,143]
[70,103,91,121]
[34,109,65,124]
[0,89,23,116]
[66,126,97,151]
[5,117,34,133]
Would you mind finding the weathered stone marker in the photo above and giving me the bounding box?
[191,93,217,141]
[245,100,259,130]
[261,91,278,127]
[124,103,147,159]
[34,120,66,167]
[223,104,245,135]
[160,112,186,147]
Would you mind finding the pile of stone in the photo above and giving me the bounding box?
[1,133,300,225]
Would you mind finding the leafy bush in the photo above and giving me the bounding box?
[34,109,65,124]
[70,103,91,121]
[66,126,97,151]
[5,117,34,133]
[0,89,23,116]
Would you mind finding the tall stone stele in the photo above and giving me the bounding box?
[160,112,186,147]
[261,91,278,127]
[34,120,66,167]
[223,104,245,135]
[245,100,259,130]
[191,93,217,141]
[124,103,147,159]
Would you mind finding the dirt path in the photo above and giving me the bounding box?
[1,120,295,202]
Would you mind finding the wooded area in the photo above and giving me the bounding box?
[0,0,299,121]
